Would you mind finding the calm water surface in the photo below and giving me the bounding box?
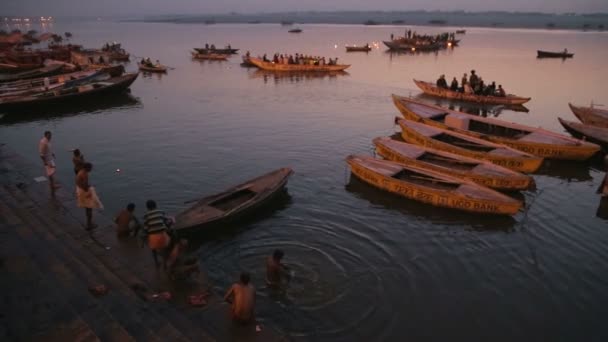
[2,21,608,341]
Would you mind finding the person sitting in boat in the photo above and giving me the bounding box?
[262,54,268,62]
[496,85,506,97]
[450,77,459,91]
[245,51,250,57]
[288,55,294,64]
[210,44,215,50]
[464,82,473,94]
[155,59,160,67]
[460,73,468,92]
[143,200,174,269]
[266,249,291,288]
[436,75,448,89]
[205,43,209,49]
[486,82,496,96]
[469,70,479,88]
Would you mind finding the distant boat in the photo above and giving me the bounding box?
[537,50,574,58]
[428,19,447,25]
[383,41,444,52]
[193,47,239,54]
[191,51,229,60]
[456,29,466,34]
[363,20,380,25]
[288,28,302,33]
[346,44,372,52]
[280,21,294,26]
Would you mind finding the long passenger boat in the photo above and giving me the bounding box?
[393,95,600,160]
[373,137,534,190]
[191,51,229,60]
[537,50,574,58]
[558,118,608,150]
[248,57,350,72]
[413,79,531,105]
[568,103,608,128]
[346,155,523,215]
[396,118,544,173]
[0,73,138,111]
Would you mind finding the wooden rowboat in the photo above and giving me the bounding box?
[191,51,229,60]
[558,118,608,150]
[383,41,443,51]
[569,103,608,128]
[193,47,239,55]
[373,137,534,190]
[137,63,167,73]
[248,57,350,72]
[413,79,531,105]
[393,95,600,160]
[173,168,294,234]
[346,45,372,52]
[537,50,574,58]
[288,28,302,33]
[0,64,65,83]
[456,30,466,34]
[396,118,544,173]
[346,155,522,215]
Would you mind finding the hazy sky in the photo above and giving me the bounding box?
[4,0,608,17]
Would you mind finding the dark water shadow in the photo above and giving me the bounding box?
[413,93,530,116]
[534,159,596,182]
[250,69,349,84]
[345,175,517,231]
[183,189,294,248]
[0,92,141,125]
[596,196,608,220]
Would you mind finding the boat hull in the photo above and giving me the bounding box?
[347,155,522,215]
[191,52,229,60]
[569,103,608,128]
[248,57,350,72]
[558,118,608,150]
[346,46,372,52]
[413,79,531,105]
[537,50,574,58]
[373,137,534,190]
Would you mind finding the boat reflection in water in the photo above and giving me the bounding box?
[0,92,141,125]
[250,69,349,84]
[413,93,530,117]
[345,176,517,231]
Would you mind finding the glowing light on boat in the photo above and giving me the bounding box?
[447,42,452,47]
[411,47,416,52]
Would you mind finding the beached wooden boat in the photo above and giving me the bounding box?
[413,80,531,105]
[537,50,574,58]
[248,57,350,72]
[173,168,294,233]
[373,137,534,190]
[396,118,544,173]
[0,69,100,94]
[288,28,302,33]
[346,155,522,215]
[0,64,65,83]
[0,73,138,111]
[346,45,372,52]
[568,103,608,128]
[137,63,167,73]
[191,51,229,60]
[558,118,608,150]
[393,95,600,160]
[193,47,239,55]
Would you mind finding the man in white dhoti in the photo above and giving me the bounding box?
[75,162,104,230]
[39,131,60,194]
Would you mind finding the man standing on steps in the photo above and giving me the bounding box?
[39,131,60,194]
[75,162,104,230]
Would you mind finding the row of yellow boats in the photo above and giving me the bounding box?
[346,96,601,216]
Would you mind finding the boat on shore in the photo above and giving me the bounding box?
[346,155,523,215]
[0,64,66,83]
[373,137,534,190]
[413,79,531,105]
[393,95,600,160]
[0,73,138,112]
[173,168,294,234]
[558,118,608,150]
[248,57,350,72]
[191,51,229,60]
[138,63,168,73]
[0,69,100,95]
[346,44,372,52]
[537,50,574,58]
[568,103,608,127]
[193,47,239,55]
[396,118,544,173]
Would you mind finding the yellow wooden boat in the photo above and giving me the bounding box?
[346,155,523,215]
[396,118,544,173]
[413,79,531,105]
[393,95,600,160]
[373,137,534,190]
[569,103,608,128]
[248,57,350,72]
[137,63,167,73]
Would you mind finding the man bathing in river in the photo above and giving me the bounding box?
[76,162,104,230]
[39,131,60,193]
[266,249,291,288]
[114,203,141,238]
[224,272,256,324]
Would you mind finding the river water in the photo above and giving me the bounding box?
[2,21,608,341]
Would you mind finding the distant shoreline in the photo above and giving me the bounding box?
[136,11,608,31]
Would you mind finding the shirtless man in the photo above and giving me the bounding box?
[266,249,290,288]
[224,272,255,324]
[114,203,140,237]
[39,131,59,193]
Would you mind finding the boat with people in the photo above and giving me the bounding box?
[248,57,350,72]
[191,51,229,60]
[396,118,544,173]
[383,40,444,51]
[537,50,574,58]
[413,79,531,105]
[346,155,523,215]
[393,95,600,160]
[138,63,167,73]
[193,47,239,55]
[173,168,294,234]
[0,73,138,112]
[373,137,534,190]
[558,118,608,150]
[346,44,372,52]
[568,103,608,127]
[101,42,130,61]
